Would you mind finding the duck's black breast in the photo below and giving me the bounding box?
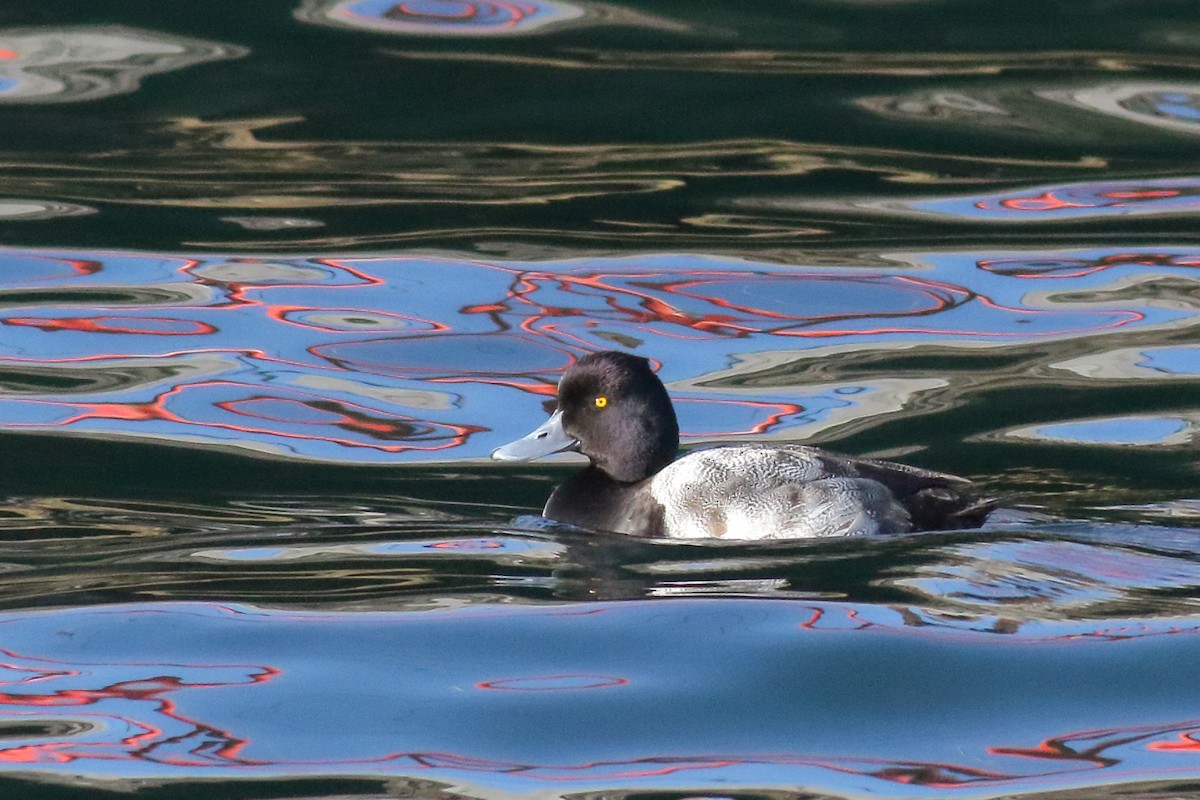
[543,466,666,537]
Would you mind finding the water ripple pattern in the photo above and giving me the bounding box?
[0,246,1195,462]
[776,177,1200,222]
[0,599,1198,796]
[859,81,1200,138]
[294,0,587,36]
[0,199,93,221]
[0,26,245,103]
[1,2,1199,799]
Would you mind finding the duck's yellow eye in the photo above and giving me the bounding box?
[594,395,608,409]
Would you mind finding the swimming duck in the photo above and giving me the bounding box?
[492,351,994,539]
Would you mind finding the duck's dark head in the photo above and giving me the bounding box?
[491,351,680,483]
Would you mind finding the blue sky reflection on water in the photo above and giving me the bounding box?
[0,599,1199,797]
[0,246,1194,463]
[1010,415,1195,446]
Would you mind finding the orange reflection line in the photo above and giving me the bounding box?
[991,192,1095,212]
[0,347,340,376]
[17,380,483,453]
[797,606,875,630]
[675,397,805,437]
[3,317,217,335]
[180,256,384,308]
[0,648,281,767]
[991,719,1200,768]
[979,251,1200,278]
[1105,190,1181,200]
[1150,731,1200,752]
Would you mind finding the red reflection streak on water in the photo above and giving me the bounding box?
[988,187,1200,213]
[409,751,1020,787]
[0,347,315,377]
[480,269,771,340]
[17,380,482,453]
[1150,730,1200,752]
[0,652,78,685]
[370,2,541,30]
[479,264,802,345]
[475,674,628,691]
[401,2,479,22]
[0,732,1159,788]
[355,258,1166,355]
[1106,190,1183,200]
[4,317,217,335]
[1049,621,1200,642]
[990,719,1200,770]
[989,192,1094,212]
[475,265,1140,343]
[218,395,484,451]
[858,763,1012,788]
[665,274,966,335]
[516,755,744,780]
[0,702,1152,788]
[0,647,279,767]
[972,293,1145,332]
[979,251,1200,279]
[674,397,805,438]
[526,320,619,356]
[794,604,1200,644]
[12,255,103,280]
[178,257,384,309]
[312,332,577,397]
[525,269,806,339]
[783,275,1143,340]
[384,371,558,396]
[313,258,390,286]
[797,607,873,630]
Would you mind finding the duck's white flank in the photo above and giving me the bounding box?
[648,447,912,539]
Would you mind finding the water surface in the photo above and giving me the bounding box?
[0,1,1197,799]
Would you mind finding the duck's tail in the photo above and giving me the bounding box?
[904,486,998,531]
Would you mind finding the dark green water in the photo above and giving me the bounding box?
[0,2,1196,798]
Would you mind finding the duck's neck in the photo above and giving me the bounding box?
[545,466,665,537]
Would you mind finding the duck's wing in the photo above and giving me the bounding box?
[788,446,968,487]
[782,445,996,531]
[653,445,995,538]
[650,447,913,539]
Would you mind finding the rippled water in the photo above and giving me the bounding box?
[0,2,1198,799]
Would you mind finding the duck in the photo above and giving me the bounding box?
[491,351,995,539]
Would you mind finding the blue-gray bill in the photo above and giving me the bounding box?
[491,410,579,461]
